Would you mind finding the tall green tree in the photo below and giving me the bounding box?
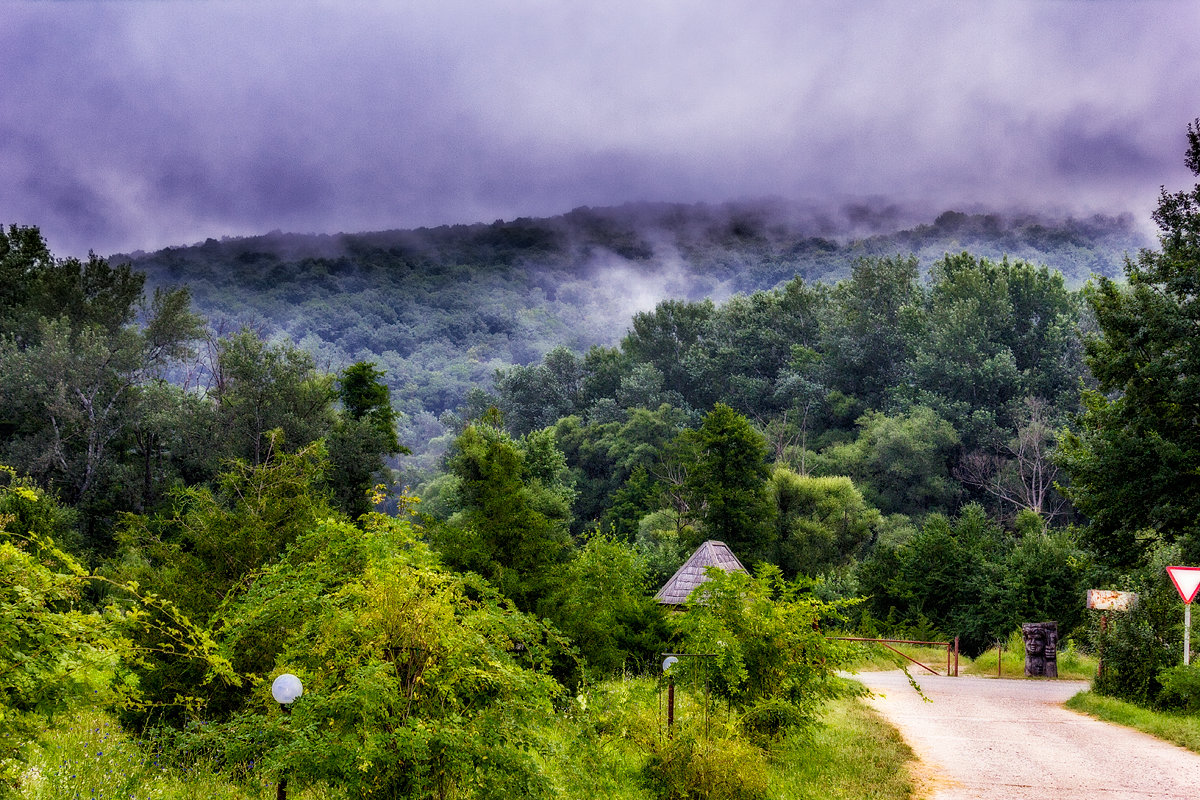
[817,406,960,517]
[0,235,203,546]
[621,298,714,400]
[1059,120,1200,565]
[769,468,880,578]
[212,330,336,466]
[822,255,920,412]
[906,253,1080,448]
[682,404,773,561]
[328,361,405,518]
[433,423,574,612]
[0,225,144,345]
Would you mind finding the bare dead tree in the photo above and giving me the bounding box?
[955,398,1070,525]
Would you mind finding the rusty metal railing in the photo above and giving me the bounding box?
[830,636,960,676]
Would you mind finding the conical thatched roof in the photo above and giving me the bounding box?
[654,540,748,606]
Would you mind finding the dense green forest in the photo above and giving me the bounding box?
[5,123,1200,797]
[118,201,1146,476]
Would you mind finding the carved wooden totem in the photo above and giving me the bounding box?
[1022,621,1058,678]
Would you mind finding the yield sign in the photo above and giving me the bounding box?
[1167,566,1200,604]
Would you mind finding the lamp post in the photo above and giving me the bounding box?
[662,656,678,735]
[271,674,302,800]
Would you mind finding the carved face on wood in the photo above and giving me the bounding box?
[1021,621,1058,678]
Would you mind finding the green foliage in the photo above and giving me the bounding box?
[672,565,853,717]
[0,467,233,788]
[328,361,405,519]
[1090,540,1185,706]
[113,440,333,624]
[821,255,920,412]
[201,512,567,799]
[852,504,1089,655]
[0,225,145,344]
[904,253,1081,448]
[0,253,203,546]
[768,469,880,578]
[1059,120,1200,567]
[0,476,129,785]
[214,330,336,466]
[433,423,573,613]
[1156,664,1200,713]
[817,406,959,517]
[640,732,769,800]
[682,404,773,560]
[547,532,670,676]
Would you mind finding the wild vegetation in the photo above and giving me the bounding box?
[3,120,1200,796]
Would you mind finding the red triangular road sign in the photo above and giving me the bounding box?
[1167,566,1200,604]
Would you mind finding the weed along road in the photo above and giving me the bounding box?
[855,670,1200,799]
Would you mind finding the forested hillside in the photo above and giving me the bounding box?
[119,201,1146,475]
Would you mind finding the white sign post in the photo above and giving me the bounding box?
[1166,567,1200,665]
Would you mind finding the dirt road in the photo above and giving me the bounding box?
[855,670,1200,799]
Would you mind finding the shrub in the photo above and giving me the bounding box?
[1158,664,1200,712]
[737,698,809,744]
[194,512,569,799]
[1090,540,1182,706]
[672,564,854,716]
[641,733,769,800]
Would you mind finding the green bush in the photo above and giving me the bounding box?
[191,512,568,799]
[641,733,769,800]
[1090,540,1182,706]
[673,564,854,715]
[737,698,809,743]
[1158,664,1200,712]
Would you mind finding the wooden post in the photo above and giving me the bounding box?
[667,677,675,736]
[954,637,959,677]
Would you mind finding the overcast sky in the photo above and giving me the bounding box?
[2,1,1198,257]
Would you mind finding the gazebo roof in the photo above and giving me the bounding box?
[654,540,748,606]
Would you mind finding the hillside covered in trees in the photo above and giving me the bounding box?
[118,201,1146,475]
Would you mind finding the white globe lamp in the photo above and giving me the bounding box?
[271,673,303,705]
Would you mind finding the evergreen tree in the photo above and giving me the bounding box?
[683,404,773,561]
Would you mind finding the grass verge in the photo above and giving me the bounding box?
[1065,691,1200,754]
[769,695,916,800]
[17,683,917,800]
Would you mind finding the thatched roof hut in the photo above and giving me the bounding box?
[654,540,748,606]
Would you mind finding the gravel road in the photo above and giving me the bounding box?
[854,669,1200,799]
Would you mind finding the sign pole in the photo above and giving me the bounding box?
[1187,603,1193,666]
[1165,567,1200,665]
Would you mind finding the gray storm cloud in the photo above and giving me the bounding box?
[2,0,1198,257]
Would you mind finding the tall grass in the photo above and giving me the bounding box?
[769,696,915,800]
[15,708,340,800]
[17,682,917,800]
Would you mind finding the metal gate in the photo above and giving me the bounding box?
[830,636,960,676]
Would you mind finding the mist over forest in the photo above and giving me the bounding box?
[117,199,1147,476]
